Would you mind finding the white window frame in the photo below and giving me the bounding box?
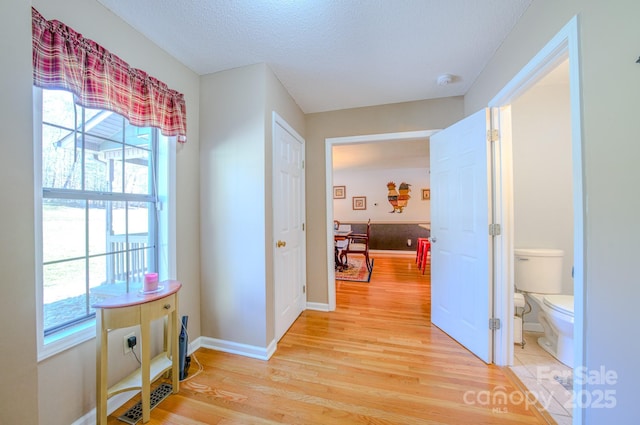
[33,87,176,361]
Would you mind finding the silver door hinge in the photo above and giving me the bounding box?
[302,160,305,169]
[302,223,305,231]
[489,318,501,330]
[487,129,499,142]
[303,285,306,294]
[489,223,501,236]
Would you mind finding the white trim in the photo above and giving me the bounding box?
[490,105,514,367]
[489,106,509,366]
[272,111,307,342]
[34,88,178,361]
[306,302,330,311]
[158,135,178,281]
[325,130,438,311]
[369,249,414,256]
[199,336,277,360]
[488,16,584,424]
[33,87,46,359]
[71,391,138,425]
[39,321,95,361]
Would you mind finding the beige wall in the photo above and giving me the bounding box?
[199,63,304,348]
[0,1,39,424]
[512,81,573,294]
[333,167,430,223]
[200,64,267,347]
[0,1,201,424]
[304,97,464,303]
[466,1,640,422]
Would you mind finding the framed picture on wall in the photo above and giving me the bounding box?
[352,196,367,210]
[333,185,346,199]
[422,189,431,200]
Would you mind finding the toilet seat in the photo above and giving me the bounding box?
[543,294,574,317]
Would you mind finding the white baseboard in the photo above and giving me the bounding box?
[197,336,276,360]
[71,390,138,425]
[370,249,414,256]
[306,302,330,311]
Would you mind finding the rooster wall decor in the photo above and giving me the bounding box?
[387,181,411,213]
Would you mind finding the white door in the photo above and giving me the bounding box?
[273,113,306,341]
[430,108,493,363]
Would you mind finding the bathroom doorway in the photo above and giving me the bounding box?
[509,59,574,425]
[490,17,583,424]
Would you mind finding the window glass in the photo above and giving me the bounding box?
[43,258,87,332]
[37,87,159,343]
[42,199,86,263]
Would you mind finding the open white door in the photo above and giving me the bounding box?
[430,108,493,363]
[273,113,306,341]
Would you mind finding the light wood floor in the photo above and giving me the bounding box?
[108,254,546,424]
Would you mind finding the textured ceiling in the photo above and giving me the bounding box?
[97,0,532,114]
[332,59,569,171]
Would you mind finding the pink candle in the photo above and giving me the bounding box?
[143,273,159,292]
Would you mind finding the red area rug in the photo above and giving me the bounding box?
[335,257,373,282]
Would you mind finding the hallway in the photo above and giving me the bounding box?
[108,255,545,424]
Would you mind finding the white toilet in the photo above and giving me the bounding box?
[515,248,574,367]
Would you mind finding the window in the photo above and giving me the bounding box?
[34,87,175,359]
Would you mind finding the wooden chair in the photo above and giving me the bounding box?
[340,219,372,272]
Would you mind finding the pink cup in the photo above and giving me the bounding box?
[143,273,159,292]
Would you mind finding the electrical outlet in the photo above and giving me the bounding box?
[123,332,136,354]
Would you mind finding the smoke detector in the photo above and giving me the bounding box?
[437,74,454,86]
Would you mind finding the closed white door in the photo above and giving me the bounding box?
[273,113,306,341]
[430,109,493,363]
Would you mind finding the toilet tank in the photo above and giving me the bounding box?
[514,248,564,294]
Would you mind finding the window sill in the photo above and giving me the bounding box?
[38,319,96,362]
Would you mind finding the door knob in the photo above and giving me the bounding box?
[431,237,437,243]
[276,240,286,248]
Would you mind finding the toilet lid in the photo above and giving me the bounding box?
[543,294,574,316]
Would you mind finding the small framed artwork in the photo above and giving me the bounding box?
[352,196,367,210]
[333,185,346,199]
[421,189,431,200]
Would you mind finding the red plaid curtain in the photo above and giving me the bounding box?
[32,7,187,142]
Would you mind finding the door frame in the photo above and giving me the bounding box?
[325,130,437,310]
[489,15,584,422]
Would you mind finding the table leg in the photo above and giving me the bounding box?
[140,309,151,423]
[171,293,179,393]
[96,311,108,425]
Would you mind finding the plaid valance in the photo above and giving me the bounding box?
[32,7,187,142]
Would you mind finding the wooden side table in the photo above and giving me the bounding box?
[94,280,182,424]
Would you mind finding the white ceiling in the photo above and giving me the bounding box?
[332,59,570,171]
[96,0,533,171]
[97,0,532,114]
